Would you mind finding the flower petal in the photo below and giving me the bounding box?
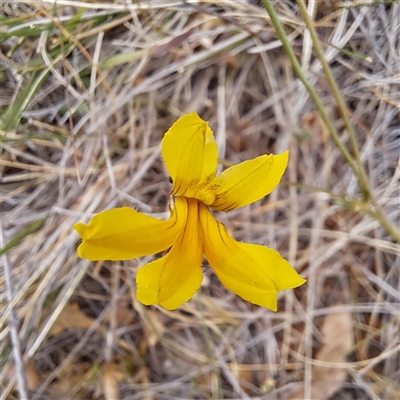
[73,197,188,261]
[196,151,289,211]
[161,112,218,197]
[199,203,305,311]
[136,199,203,310]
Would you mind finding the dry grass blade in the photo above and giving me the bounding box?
[1,229,29,399]
[1,1,399,399]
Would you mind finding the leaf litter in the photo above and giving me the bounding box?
[289,309,354,400]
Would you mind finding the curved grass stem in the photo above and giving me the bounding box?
[261,0,400,243]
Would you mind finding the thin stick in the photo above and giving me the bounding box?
[0,228,29,400]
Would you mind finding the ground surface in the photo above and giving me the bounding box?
[1,1,399,399]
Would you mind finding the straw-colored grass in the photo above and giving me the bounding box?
[1,1,399,399]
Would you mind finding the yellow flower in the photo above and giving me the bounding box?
[73,112,305,310]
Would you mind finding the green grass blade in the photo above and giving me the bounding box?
[0,218,47,256]
[0,68,50,132]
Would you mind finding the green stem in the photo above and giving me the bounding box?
[262,0,357,174]
[295,0,369,199]
[261,0,400,243]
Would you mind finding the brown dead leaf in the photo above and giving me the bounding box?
[102,361,125,400]
[229,365,255,394]
[51,378,84,399]
[5,359,40,391]
[289,310,354,400]
[197,370,213,389]
[317,310,354,362]
[49,303,95,336]
[25,359,41,390]
[50,361,98,399]
[104,300,135,326]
